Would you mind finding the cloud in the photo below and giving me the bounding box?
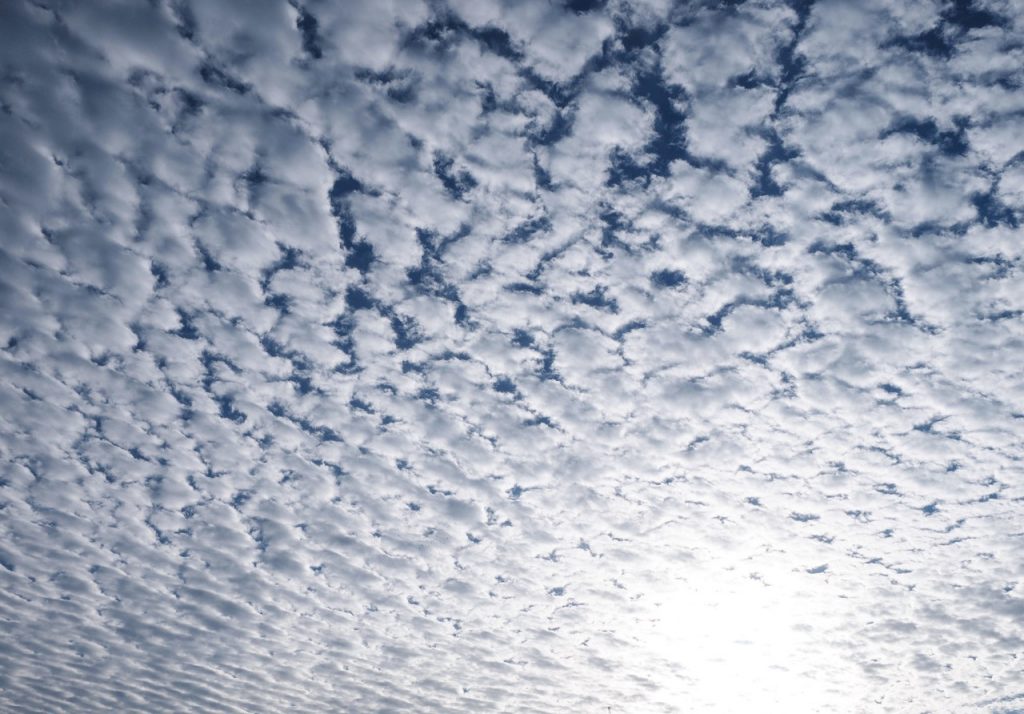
[1,0,1023,712]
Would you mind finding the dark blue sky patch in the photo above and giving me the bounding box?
[738,350,769,366]
[345,286,375,310]
[529,107,576,148]
[259,336,310,370]
[215,394,246,424]
[289,372,315,395]
[493,376,517,394]
[650,269,686,288]
[729,68,771,90]
[294,5,324,60]
[433,152,479,200]
[537,348,561,382]
[326,171,376,273]
[887,2,1006,59]
[259,336,317,394]
[470,25,524,63]
[613,319,646,340]
[172,88,204,126]
[390,313,423,350]
[260,244,302,291]
[884,27,954,58]
[817,198,888,225]
[511,329,535,348]
[880,115,969,157]
[349,396,373,413]
[240,164,268,209]
[173,309,201,340]
[477,81,499,113]
[329,170,364,204]
[150,262,170,289]
[943,0,1005,31]
[606,62,690,186]
[403,16,465,55]
[790,512,820,522]
[170,0,198,41]
[972,187,1020,228]
[195,241,223,272]
[809,240,859,262]
[440,349,472,362]
[416,224,467,261]
[884,276,920,326]
[531,152,554,190]
[565,0,605,13]
[198,350,242,391]
[752,225,788,247]
[702,303,734,334]
[503,215,552,244]
[771,0,814,114]
[518,56,594,110]
[326,316,359,372]
[401,359,426,374]
[230,490,253,509]
[406,229,466,314]
[345,241,375,273]
[354,67,419,103]
[597,206,646,254]
[617,21,666,53]
[913,416,946,433]
[982,308,1024,321]
[524,411,557,428]
[906,217,967,241]
[505,281,544,295]
[966,254,1015,279]
[749,129,800,198]
[264,292,290,314]
[571,285,619,313]
[406,263,459,301]
[295,415,343,442]
[198,62,250,94]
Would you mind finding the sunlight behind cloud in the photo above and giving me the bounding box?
[643,570,842,712]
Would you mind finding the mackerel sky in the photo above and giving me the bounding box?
[1,0,1023,711]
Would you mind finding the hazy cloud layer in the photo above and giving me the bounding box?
[1,0,1023,711]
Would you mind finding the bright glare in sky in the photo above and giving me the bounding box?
[640,563,841,712]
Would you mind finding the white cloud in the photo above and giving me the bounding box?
[1,0,1022,712]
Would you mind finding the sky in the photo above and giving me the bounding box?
[0,0,1023,711]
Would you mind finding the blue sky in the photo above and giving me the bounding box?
[1,0,1023,711]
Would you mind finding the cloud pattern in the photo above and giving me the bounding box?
[1,0,1023,711]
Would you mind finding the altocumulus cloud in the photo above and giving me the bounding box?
[1,0,1023,711]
